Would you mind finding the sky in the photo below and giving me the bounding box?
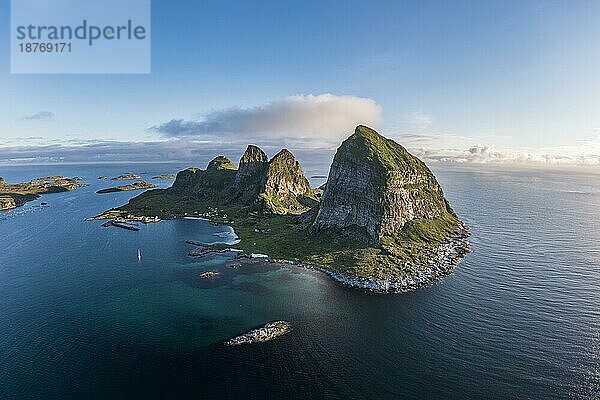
[0,0,599,166]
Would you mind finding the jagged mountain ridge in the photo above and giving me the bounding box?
[169,145,315,214]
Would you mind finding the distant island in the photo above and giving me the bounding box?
[0,176,87,210]
[96,181,157,194]
[91,126,470,292]
[112,173,141,181]
[152,174,177,180]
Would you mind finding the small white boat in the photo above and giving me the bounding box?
[137,249,142,261]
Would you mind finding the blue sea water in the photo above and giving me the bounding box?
[0,163,599,399]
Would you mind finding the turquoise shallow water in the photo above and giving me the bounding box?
[0,163,599,399]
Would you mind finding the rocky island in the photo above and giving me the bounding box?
[199,271,221,279]
[225,321,292,346]
[94,126,470,293]
[152,174,177,180]
[96,181,157,194]
[112,173,141,181]
[0,176,87,210]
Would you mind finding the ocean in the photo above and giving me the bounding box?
[0,163,598,399]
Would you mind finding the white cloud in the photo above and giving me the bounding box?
[399,131,600,166]
[150,94,382,145]
[20,111,55,121]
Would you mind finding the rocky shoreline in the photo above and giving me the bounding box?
[0,196,16,211]
[186,223,471,294]
[271,224,471,294]
[0,176,87,210]
[86,211,161,224]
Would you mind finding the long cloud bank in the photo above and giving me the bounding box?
[1,138,599,168]
[149,94,383,145]
[400,132,600,166]
[0,139,335,171]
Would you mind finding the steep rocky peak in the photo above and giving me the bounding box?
[258,148,314,214]
[270,149,296,165]
[265,149,307,183]
[207,156,237,171]
[312,125,450,243]
[353,124,380,140]
[345,125,429,174]
[264,149,307,183]
[240,145,268,165]
[234,145,269,191]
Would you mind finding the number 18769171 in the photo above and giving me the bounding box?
[19,43,72,52]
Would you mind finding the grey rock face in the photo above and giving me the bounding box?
[233,145,269,201]
[313,152,380,239]
[263,149,312,199]
[377,171,448,237]
[234,145,269,186]
[257,149,315,214]
[312,125,449,243]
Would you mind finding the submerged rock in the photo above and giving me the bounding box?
[199,271,220,279]
[225,321,291,346]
